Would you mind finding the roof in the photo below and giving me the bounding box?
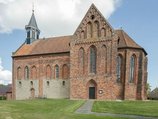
[26,12,39,30]
[13,35,72,57]
[0,85,12,95]
[116,30,142,49]
[13,30,147,57]
[148,87,158,99]
[116,30,147,55]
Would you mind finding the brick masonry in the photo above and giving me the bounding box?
[12,4,148,100]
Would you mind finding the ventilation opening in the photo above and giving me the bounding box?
[30,81,33,86]
[19,81,22,87]
[47,81,50,86]
[62,81,65,86]
[91,15,95,20]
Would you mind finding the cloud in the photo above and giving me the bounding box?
[0,0,122,37]
[0,58,12,85]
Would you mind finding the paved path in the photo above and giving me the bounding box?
[75,100,158,119]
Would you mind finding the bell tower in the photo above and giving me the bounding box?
[25,9,40,44]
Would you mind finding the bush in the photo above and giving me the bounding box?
[0,96,6,100]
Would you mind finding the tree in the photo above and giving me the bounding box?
[146,83,151,96]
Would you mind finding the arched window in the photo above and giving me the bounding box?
[79,47,84,75]
[87,22,93,38]
[55,65,59,79]
[24,66,29,80]
[31,66,37,80]
[94,21,100,37]
[62,64,69,79]
[79,48,84,66]
[27,31,30,38]
[90,46,97,73]
[102,45,107,73]
[46,65,51,80]
[116,55,122,82]
[129,55,136,83]
[17,67,21,80]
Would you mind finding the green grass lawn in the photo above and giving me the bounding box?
[92,100,158,117]
[0,99,125,119]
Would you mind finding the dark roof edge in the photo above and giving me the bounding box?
[118,47,147,56]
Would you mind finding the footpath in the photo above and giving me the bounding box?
[75,100,158,119]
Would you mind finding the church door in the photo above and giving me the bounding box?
[89,87,95,99]
[87,79,97,99]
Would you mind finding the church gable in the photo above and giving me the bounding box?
[74,4,114,41]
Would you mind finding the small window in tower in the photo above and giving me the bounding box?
[32,30,35,39]
[27,31,30,38]
[37,34,39,39]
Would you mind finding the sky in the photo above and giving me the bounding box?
[0,0,157,90]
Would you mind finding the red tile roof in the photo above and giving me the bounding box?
[13,35,72,56]
[116,30,142,49]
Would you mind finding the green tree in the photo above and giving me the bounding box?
[146,83,151,96]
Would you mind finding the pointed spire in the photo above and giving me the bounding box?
[25,7,40,44]
[28,11,39,30]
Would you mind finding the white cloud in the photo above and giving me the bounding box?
[0,0,122,37]
[0,58,12,85]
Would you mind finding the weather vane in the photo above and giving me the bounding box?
[32,0,34,13]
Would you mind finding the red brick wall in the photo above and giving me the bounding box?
[12,53,70,99]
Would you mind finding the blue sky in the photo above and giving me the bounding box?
[0,0,158,89]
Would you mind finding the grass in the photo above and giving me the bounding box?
[92,100,158,117]
[0,99,126,119]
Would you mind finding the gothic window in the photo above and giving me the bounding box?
[129,55,136,83]
[17,67,21,80]
[79,48,84,66]
[31,66,37,80]
[116,55,122,82]
[79,48,84,75]
[55,65,59,79]
[46,65,51,80]
[62,64,69,79]
[102,45,107,73]
[24,66,29,80]
[90,46,97,73]
[94,21,100,37]
[87,22,93,38]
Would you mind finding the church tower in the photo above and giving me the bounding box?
[25,10,40,44]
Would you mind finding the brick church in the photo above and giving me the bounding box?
[12,4,148,100]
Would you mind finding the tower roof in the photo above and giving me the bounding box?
[26,11,39,30]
